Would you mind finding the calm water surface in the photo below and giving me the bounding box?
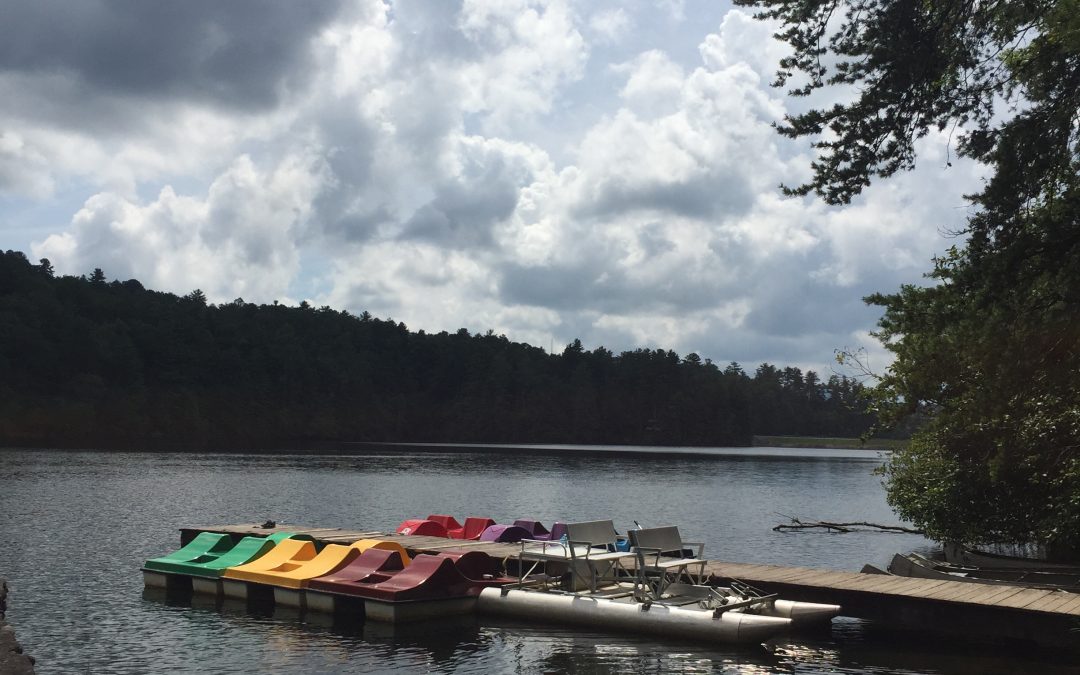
[0,447,1075,674]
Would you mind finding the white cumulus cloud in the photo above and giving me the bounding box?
[2,2,987,376]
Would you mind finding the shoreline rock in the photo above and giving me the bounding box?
[0,579,36,675]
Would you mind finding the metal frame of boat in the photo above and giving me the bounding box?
[632,526,708,599]
[659,582,842,624]
[501,522,840,644]
[515,520,636,593]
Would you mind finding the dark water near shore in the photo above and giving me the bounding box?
[0,447,1076,674]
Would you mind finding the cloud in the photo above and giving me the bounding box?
[589,9,631,45]
[9,3,988,377]
[478,9,982,370]
[570,47,787,222]
[615,50,685,116]
[400,136,548,248]
[654,0,686,22]
[457,0,588,133]
[34,153,323,301]
[699,9,787,82]
[0,131,54,198]
[0,0,347,110]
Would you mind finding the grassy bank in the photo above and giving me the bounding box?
[752,435,905,450]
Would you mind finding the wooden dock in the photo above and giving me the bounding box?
[705,560,1079,647]
[181,523,1080,649]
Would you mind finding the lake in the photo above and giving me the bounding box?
[0,446,1076,674]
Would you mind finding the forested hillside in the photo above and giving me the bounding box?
[0,250,873,449]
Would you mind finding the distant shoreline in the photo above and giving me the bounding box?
[752,435,904,450]
[0,437,898,457]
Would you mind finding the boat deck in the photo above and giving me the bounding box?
[181,523,1080,649]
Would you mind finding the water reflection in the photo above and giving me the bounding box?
[476,621,781,674]
[770,625,1080,675]
[143,585,496,673]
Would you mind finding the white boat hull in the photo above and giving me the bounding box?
[767,599,841,623]
[142,570,169,589]
[305,589,478,623]
[191,576,221,597]
[477,587,791,644]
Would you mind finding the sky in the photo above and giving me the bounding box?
[0,0,986,376]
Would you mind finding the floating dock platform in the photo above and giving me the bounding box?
[181,523,1080,650]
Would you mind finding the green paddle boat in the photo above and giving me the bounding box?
[142,531,300,594]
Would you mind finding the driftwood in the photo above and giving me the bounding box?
[773,514,924,535]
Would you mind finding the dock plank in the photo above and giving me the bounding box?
[943,582,1025,604]
[862,576,938,594]
[989,588,1058,610]
[967,584,1041,606]
[1046,594,1080,615]
[320,531,387,543]
[876,578,956,597]
[757,567,826,583]
[921,580,996,602]
[924,580,1031,603]
[833,574,918,594]
[944,584,1024,605]
[1030,591,1080,614]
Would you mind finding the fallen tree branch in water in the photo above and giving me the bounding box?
[772,514,924,534]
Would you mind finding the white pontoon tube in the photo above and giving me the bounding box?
[477,587,792,644]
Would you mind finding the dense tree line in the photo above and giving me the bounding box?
[0,250,873,449]
[737,0,1079,555]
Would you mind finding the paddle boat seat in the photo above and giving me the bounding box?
[565,520,637,593]
[480,524,532,543]
[144,532,236,572]
[151,532,295,577]
[448,517,495,540]
[548,521,568,542]
[197,532,295,570]
[351,553,508,603]
[631,525,707,599]
[233,543,369,589]
[439,550,505,581]
[513,519,552,541]
[396,519,448,537]
[217,538,318,601]
[350,538,412,566]
[222,538,411,606]
[221,539,318,580]
[308,549,408,596]
[428,514,463,532]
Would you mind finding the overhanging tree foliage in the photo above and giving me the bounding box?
[735,0,1080,553]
